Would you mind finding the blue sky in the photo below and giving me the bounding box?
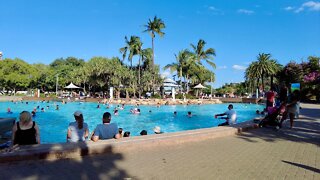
[0,0,319,88]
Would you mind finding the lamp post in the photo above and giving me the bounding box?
[55,74,59,96]
[210,75,213,99]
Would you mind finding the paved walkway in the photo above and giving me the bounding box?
[0,103,319,180]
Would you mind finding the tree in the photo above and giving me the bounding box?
[164,50,192,91]
[49,57,85,88]
[245,53,281,92]
[30,63,55,92]
[120,36,142,68]
[0,58,38,94]
[245,61,261,93]
[143,16,165,67]
[141,48,153,70]
[190,39,216,68]
[279,61,303,87]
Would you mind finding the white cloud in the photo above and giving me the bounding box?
[303,1,320,11]
[207,6,224,15]
[284,6,294,11]
[217,65,227,70]
[295,7,304,13]
[208,6,216,11]
[232,65,247,71]
[289,1,320,13]
[237,9,254,15]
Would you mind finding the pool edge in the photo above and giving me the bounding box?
[0,121,259,163]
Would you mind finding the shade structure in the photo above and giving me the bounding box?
[164,78,176,84]
[64,82,81,89]
[163,83,179,87]
[193,83,206,89]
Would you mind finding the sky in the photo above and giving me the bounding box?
[0,0,319,88]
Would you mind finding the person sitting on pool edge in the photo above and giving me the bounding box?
[214,104,237,126]
[118,128,123,138]
[12,111,40,145]
[91,112,120,142]
[67,111,89,143]
[140,130,147,136]
[124,131,130,137]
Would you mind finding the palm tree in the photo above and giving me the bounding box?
[134,39,143,97]
[245,61,261,94]
[245,53,282,92]
[143,16,165,67]
[120,36,141,68]
[141,48,153,70]
[190,39,216,68]
[164,50,192,92]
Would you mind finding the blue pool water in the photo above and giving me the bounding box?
[0,101,263,144]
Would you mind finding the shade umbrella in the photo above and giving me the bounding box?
[64,82,81,89]
[193,83,206,89]
[64,82,81,98]
[193,83,206,97]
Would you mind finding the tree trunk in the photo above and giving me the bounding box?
[83,83,86,93]
[133,82,136,98]
[152,36,155,67]
[261,74,264,93]
[151,36,155,95]
[180,76,183,92]
[126,89,129,99]
[256,78,260,97]
[186,74,189,93]
[138,56,141,98]
[116,89,120,99]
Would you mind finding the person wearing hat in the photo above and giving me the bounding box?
[67,111,89,142]
[91,112,120,142]
[153,126,163,134]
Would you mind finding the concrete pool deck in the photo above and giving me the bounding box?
[0,103,319,179]
[0,120,258,163]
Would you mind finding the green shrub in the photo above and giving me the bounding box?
[175,94,183,99]
[174,93,196,99]
[151,94,161,99]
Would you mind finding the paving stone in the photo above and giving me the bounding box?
[0,103,319,180]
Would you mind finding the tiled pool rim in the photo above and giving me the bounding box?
[0,121,259,163]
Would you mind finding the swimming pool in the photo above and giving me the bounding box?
[0,101,263,144]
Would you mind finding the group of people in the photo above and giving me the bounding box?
[9,109,165,146]
[259,86,301,129]
[67,110,157,142]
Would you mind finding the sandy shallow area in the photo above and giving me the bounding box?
[1,96,223,105]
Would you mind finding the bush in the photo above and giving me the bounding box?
[151,94,161,99]
[175,94,183,99]
[175,93,196,99]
